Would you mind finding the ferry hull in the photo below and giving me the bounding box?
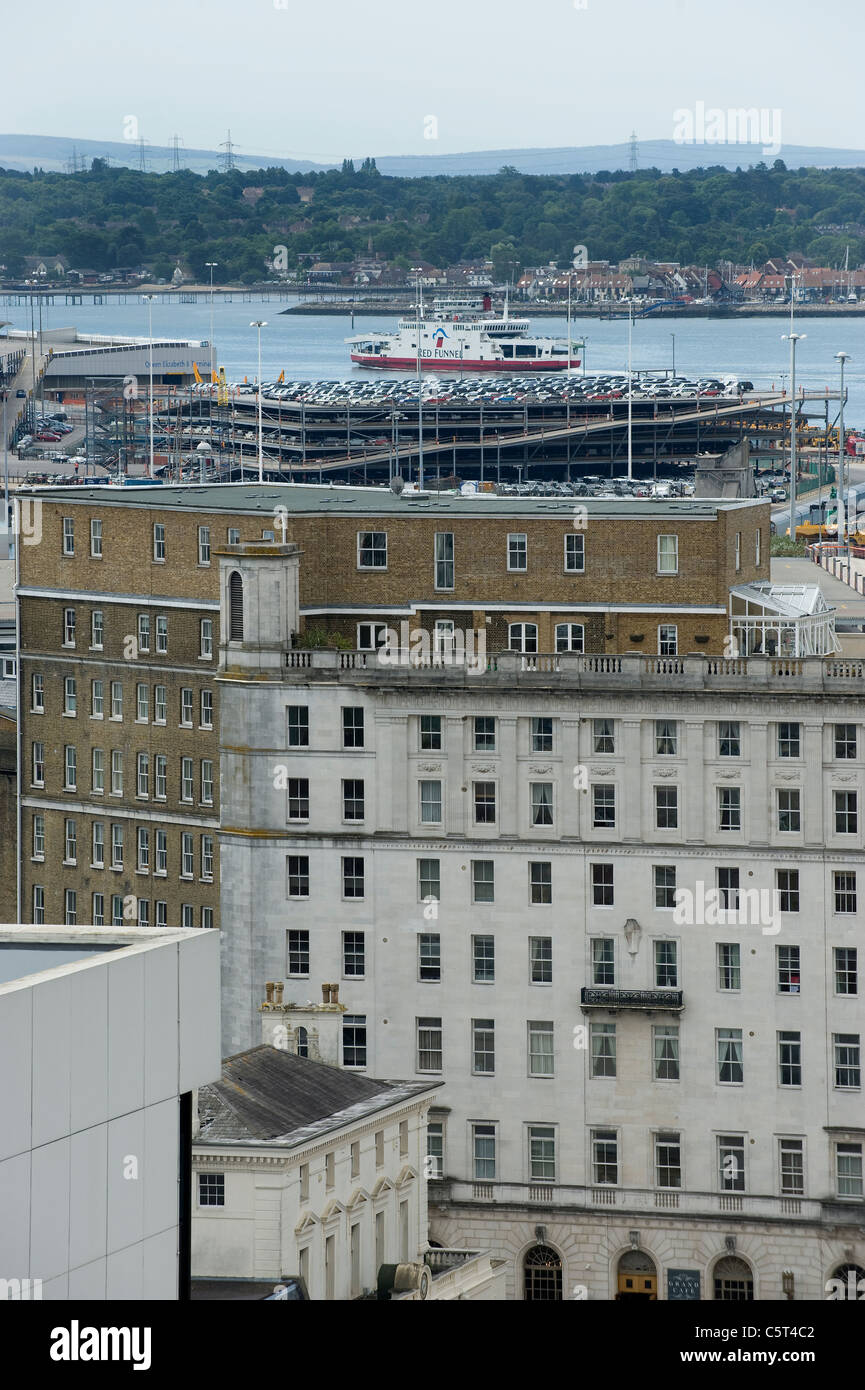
[350,353,579,373]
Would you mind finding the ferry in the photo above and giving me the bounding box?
[345,294,579,372]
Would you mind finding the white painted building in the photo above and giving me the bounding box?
[0,925,221,1300]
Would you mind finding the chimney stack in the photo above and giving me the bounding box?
[321,982,330,1004]
[264,981,274,1005]
[273,981,284,1005]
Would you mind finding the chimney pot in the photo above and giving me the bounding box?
[331,983,339,1004]
[321,982,330,1004]
[265,981,274,1005]
[273,981,284,1005]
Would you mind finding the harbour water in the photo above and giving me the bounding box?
[10,297,865,426]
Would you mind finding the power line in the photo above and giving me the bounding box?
[170,134,184,172]
[137,138,151,173]
[219,129,237,172]
[629,130,639,173]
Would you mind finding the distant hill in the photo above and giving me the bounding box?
[2,132,865,178]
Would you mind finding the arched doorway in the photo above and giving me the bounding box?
[229,571,244,641]
[713,1255,754,1300]
[523,1244,563,1301]
[616,1249,657,1300]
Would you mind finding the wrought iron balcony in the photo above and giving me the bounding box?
[580,987,684,1013]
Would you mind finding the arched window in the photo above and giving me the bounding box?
[523,1244,562,1301]
[713,1255,754,1300]
[555,622,584,653]
[296,1026,309,1058]
[509,622,538,654]
[229,571,244,641]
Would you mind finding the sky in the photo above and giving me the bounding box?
[3,0,864,161]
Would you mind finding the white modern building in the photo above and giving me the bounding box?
[0,925,221,1300]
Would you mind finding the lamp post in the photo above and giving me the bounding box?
[782,331,805,543]
[412,266,424,489]
[836,350,851,556]
[250,320,267,483]
[627,298,634,481]
[143,294,155,477]
[669,332,676,379]
[205,262,218,378]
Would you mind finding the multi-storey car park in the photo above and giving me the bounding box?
[13,481,862,1301]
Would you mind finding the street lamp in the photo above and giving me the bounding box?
[250,321,267,483]
[205,262,218,378]
[669,332,676,379]
[627,298,634,480]
[836,350,851,555]
[411,266,424,489]
[143,294,155,477]
[782,332,806,542]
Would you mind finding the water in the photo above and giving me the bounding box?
[13,297,865,427]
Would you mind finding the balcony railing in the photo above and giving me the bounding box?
[580,987,684,1012]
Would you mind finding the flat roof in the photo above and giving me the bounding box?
[23,482,767,521]
[0,925,213,991]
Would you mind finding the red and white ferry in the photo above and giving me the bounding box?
[346,294,579,372]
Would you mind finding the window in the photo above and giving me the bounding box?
[63,817,77,863]
[658,624,678,656]
[591,1023,616,1077]
[64,677,77,716]
[287,705,309,747]
[734,530,742,572]
[529,861,552,904]
[418,858,439,902]
[342,707,364,748]
[62,516,74,555]
[198,526,211,565]
[719,1135,745,1192]
[181,833,194,879]
[338,778,362,821]
[655,719,677,755]
[835,723,857,759]
[357,530,387,568]
[419,714,442,750]
[155,755,167,801]
[655,1133,681,1188]
[776,868,799,912]
[654,939,678,987]
[200,690,213,729]
[718,720,740,757]
[427,1122,444,1178]
[507,532,527,570]
[181,757,194,802]
[288,930,310,976]
[417,1017,442,1072]
[472,781,495,824]
[136,751,149,798]
[136,683,149,722]
[836,1143,863,1198]
[509,623,537,653]
[343,931,365,977]
[111,895,123,927]
[777,945,801,994]
[473,935,495,982]
[64,745,77,791]
[717,867,740,910]
[343,1016,367,1067]
[777,788,801,833]
[779,1139,804,1196]
[655,785,678,830]
[835,947,858,996]
[472,1018,495,1074]
[343,856,364,898]
[654,865,677,909]
[654,1025,680,1080]
[91,679,104,718]
[32,741,44,787]
[530,937,552,984]
[137,613,150,653]
[528,1021,554,1076]
[110,824,124,870]
[287,778,309,820]
[357,622,387,651]
[718,943,741,991]
[32,886,45,923]
[777,721,800,758]
[555,622,584,652]
[657,533,678,574]
[592,785,616,828]
[198,1173,224,1207]
[472,860,494,903]
[65,889,77,926]
[137,827,150,873]
[835,791,858,835]
[528,783,556,822]
[155,829,167,875]
[778,1031,802,1086]
[31,673,44,713]
[90,518,102,558]
[593,718,615,754]
[834,872,857,913]
[32,814,45,860]
[138,899,150,928]
[110,681,122,720]
[419,779,442,824]
[199,618,212,659]
[591,863,614,907]
[153,523,165,561]
[592,1129,618,1185]
[834,1034,861,1088]
[473,1124,496,1180]
[531,717,553,753]
[227,527,240,545]
[473,716,496,751]
[529,1126,556,1182]
[375,1132,384,1168]
[201,835,214,881]
[92,893,104,927]
[419,934,441,982]
[718,787,741,831]
[156,616,168,654]
[155,901,167,928]
[434,531,454,589]
[180,688,193,727]
[288,855,309,898]
[63,607,76,647]
[564,531,585,572]
[717,1028,743,1083]
[201,759,214,805]
[90,611,103,649]
[592,938,615,985]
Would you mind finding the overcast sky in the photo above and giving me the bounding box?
[4,0,864,160]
